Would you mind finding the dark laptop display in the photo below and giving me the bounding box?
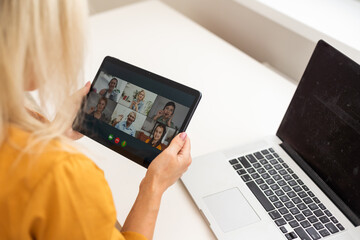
[277,40,360,226]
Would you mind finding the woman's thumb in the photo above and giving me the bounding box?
[81,81,91,96]
[167,132,187,154]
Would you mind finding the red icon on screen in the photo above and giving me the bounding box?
[115,137,120,144]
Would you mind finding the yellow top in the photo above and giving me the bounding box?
[144,139,162,150]
[0,125,147,240]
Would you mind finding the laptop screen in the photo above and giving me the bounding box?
[277,40,360,225]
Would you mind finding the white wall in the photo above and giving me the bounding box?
[88,0,359,82]
[161,0,315,81]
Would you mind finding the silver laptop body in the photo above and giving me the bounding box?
[182,41,360,240]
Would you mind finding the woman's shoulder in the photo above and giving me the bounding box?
[36,144,100,185]
[2,125,101,192]
[0,127,117,240]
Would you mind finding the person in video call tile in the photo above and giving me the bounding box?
[98,77,119,102]
[153,101,175,128]
[114,111,137,136]
[145,124,166,150]
[129,89,145,112]
[86,97,109,122]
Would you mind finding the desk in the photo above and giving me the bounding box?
[77,1,297,239]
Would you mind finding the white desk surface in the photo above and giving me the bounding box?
[78,1,297,239]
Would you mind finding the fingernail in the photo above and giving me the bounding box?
[85,81,91,87]
[180,132,187,140]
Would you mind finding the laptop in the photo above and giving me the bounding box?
[181,40,360,240]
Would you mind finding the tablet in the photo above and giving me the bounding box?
[73,56,201,168]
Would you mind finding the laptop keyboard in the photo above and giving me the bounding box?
[229,148,345,240]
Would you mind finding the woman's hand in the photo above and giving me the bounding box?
[131,101,139,112]
[116,114,124,123]
[64,82,91,140]
[121,133,191,240]
[129,101,135,109]
[153,110,164,121]
[86,106,95,114]
[142,132,191,194]
[111,114,123,127]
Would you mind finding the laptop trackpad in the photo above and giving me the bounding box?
[203,188,260,232]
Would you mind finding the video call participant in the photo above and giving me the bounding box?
[129,89,145,112]
[0,1,191,240]
[98,77,119,102]
[114,111,137,137]
[145,124,167,150]
[153,101,176,128]
[86,96,109,122]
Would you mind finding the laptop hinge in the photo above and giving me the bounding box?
[280,142,360,226]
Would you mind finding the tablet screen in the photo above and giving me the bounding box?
[73,56,201,168]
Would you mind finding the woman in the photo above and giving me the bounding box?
[145,124,166,150]
[87,96,109,122]
[99,77,119,102]
[129,89,145,112]
[153,101,176,128]
[0,1,191,240]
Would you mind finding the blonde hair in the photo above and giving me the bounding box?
[0,0,88,147]
[129,111,137,120]
[137,89,145,99]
